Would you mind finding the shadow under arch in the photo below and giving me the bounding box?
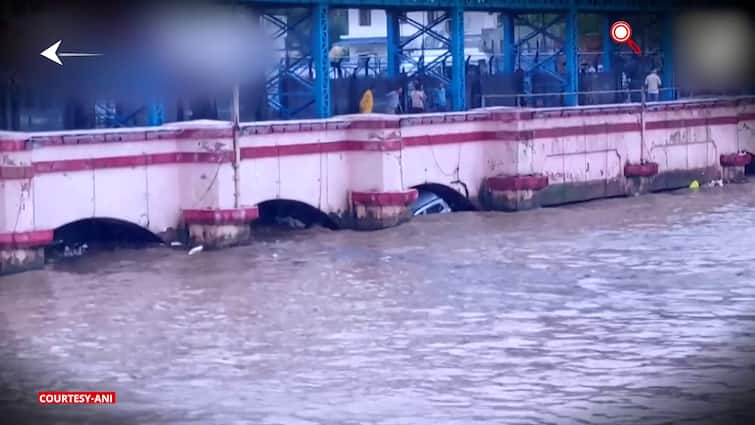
[52,217,163,248]
[255,198,339,230]
[410,183,478,212]
[745,152,755,176]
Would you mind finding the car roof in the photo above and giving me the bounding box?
[414,191,439,205]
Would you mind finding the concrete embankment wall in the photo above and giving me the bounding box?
[1,97,754,272]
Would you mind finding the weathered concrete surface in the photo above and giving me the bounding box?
[185,223,251,249]
[1,98,754,247]
[0,247,44,275]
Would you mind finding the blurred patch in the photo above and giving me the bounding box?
[676,10,755,91]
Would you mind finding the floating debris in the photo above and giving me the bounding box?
[63,243,88,257]
[274,216,306,229]
[188,246,204,256]
[170,241,183,247]
[689,180,700,190]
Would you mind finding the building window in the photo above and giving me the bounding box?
[359,9,371,26]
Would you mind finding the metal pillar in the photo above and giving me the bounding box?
[564,7,578,106]
[147,99,164,126]
[449,5,465,111]
[601,15,613,72]
[502,13,515,74]
[386,9,401,78]
[312,3,331,118]
[662,13,675,101]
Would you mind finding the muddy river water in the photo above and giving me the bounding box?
[2,184,755,424]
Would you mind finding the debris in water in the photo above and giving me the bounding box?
[170,241,183,247]
[63,243,88,257]
[707,179,724,187]
[188,246,204,255]
[689,180,700,190]
[274,216,306,229]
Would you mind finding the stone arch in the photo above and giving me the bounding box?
[255,199,339,230]
[410,182,478,212]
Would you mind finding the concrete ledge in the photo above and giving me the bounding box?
[482,174,549,212]
[350,190,418,207]
[624,162,660,178]
[0,230,53,276]
[540,179,624,206]
[720,153,750,183]
[182,207,259,248]
[350,189,418,231]
[0,229,54,249]
[182,207,259,225]
[720,152,752,167]
[486,175,549,192]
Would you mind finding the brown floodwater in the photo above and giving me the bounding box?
[2,184,755,424]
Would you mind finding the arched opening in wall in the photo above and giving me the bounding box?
[49,218,163,260]
[255,199,338,231]
[410,183,477,216]
[745,153,755,176]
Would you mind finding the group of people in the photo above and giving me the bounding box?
[358,81,449,115]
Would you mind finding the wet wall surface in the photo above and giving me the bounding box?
[2,184,755,424]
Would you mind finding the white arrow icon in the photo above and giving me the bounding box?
[40,40,102,65]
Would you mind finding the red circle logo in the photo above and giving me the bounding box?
[610,21,632,43]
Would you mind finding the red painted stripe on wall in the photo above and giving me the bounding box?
[2,112,746,179]
[0,139,28,152]
[240,140,405,159]
[0,166,35,180]
[0,229,54,248]
[29,152,232,176]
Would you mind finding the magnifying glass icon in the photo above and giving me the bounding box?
[610,20,642,55]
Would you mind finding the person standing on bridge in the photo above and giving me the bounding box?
[359,85,374,113]
[644,68,662,102]
[433,83,447,112]
[385,86,403,114]
[329,44,347,79]
[409,83,426,114]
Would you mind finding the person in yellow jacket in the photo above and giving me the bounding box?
[359,86,374,113]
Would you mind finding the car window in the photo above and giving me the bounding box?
[426,203,444,214]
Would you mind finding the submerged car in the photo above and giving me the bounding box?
[410,191,452,216]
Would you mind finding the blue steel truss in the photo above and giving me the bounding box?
[241,0,717,119]
[387,11,452,86]
[247,0,723,12]
[262,11,317,119]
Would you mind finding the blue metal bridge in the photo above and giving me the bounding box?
[241,0,727,122]
[0,0,744,130]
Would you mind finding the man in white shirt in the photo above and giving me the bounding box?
[644,69,662,102]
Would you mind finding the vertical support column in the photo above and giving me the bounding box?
[501,13,515,74]
[449,5,466,111]
[312,2,331,119]
[564,6,579,106]
[148,99,164,126]
[601,15,613,72]
[662,13,676,101]
[386,9,401,78]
